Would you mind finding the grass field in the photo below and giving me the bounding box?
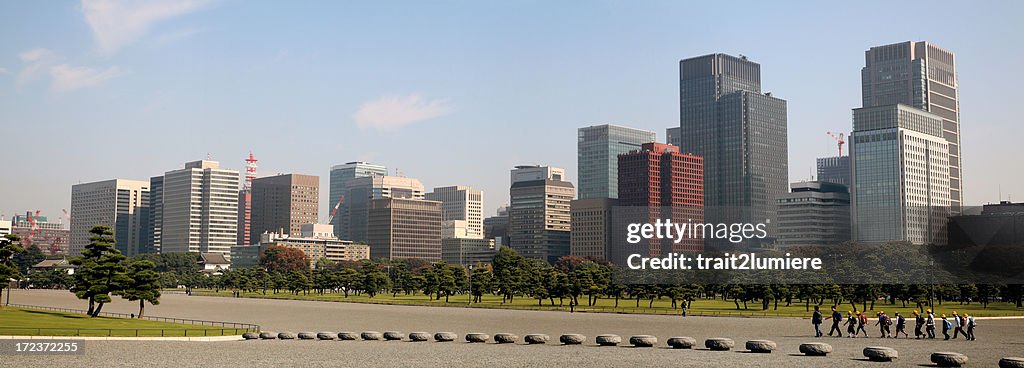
[187,289,1024,318]
[0,307,248,337]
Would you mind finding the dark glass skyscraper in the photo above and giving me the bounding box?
[677,54,788,240]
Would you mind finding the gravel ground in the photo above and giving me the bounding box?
[6,289,1022,367]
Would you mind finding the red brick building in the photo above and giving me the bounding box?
[618,142,704,253]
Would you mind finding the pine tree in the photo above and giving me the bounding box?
[118,260,161,318]
[0,234,27,308]
[69,226,129,317]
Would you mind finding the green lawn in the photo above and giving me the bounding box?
[188,289,1024,318]
[0,307,247,337]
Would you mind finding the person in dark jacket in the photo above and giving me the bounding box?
[812,306,823,337]
[913,310,924,339]
[827,306,843,337]
[894,312,908,338]
[845,311,857,337]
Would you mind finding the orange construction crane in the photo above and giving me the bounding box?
[827,131,846,156]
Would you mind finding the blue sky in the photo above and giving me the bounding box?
[1,0,1022,222]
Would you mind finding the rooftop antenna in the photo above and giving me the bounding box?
[207,152,212,160]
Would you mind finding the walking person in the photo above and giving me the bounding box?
[926,309,936,339]
[827,306,843,337]
[913,310,924,339]
[965,314,976,341]
[856,311,869,337]
[952,311,964,339]
[874,312,889,338]
[812,306,823,337]
[845,311,857,337]
[941,314,952,340]
[894,312,908,338]
[681,304,687,317]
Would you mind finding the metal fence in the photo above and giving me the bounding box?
[0,327,245,337]
[5,303,260,332]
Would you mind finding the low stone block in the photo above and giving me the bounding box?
[337,332,358,340]
[560,334,586,345]
[277,332,296,340]
[1000,357,1024,368]
[745,340,776,353]
[465,333,489,343]
[494,333,518,344]
[704,338,735,351]
[629,335,657,347]
[596,334,622,346]
[383,331,405,341]
[667,336,696,349]
[931,352,968,367]
[799,342,832,356]
[297,332,316,340]
[525,334,550,344]
[316,332,336,340]
[361,331,383,341]
[258,332,277,340]
[242,332,259,340]
[409,332,431,342]
[863,346,898,362]
[434,332,457,342]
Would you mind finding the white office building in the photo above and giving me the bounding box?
[69,179,150,256]
[426,185,484,239]
[154,160,239,255]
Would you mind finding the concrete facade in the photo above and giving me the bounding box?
[70,179,149,256]
[367,197,442,261]
[776,181,851,247]
[153,160,239,255]
[249,173,319,239]
[425,185,484,239]
[509,165,574,263]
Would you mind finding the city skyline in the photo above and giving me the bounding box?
[3,1,1023,222]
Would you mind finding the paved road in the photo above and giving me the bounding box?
[6,289,1022,367]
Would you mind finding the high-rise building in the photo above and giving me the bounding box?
[153,160,239,255]
[484,206,509,246]
[617,142,704,254]
[344,175,424,243]
[425,185,484,239]
[851,104,950,245]
[776,181,851,247]
[328,162,388,237]
[862,41,961,209]
[70,179,150,256]
[577,124,656,200]
[367,197,442,260]
[236,152,258,246]
[10,212,70,255]
[147,176,163,254]
[509,165,574,263]
[816,156,852,187]
[666,127,681,148]
[569,197,616,260]
[677,53,788,237]
[249,173,319,239]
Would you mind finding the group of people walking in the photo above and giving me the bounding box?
[812,305,977,341]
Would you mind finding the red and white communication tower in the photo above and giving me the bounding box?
[244,151,258,190]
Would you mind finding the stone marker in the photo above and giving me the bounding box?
[596,334,622,346]
[409,332,431,342]
[863,346,898,362]
[259,332,277,340]
[242,332,259,340]
[931,352,968,367]
[361,331,383,341]
[667,337,696,349]
[297,332,316,340]
[434,332,457,342]
[1000,357,1024,368]
[745,340,776,354]
[629,335,657,348]
[560,334,586,345]
[494,333,519,344]
[466,333,490,343]
[525,334,550,344]
[704,338,735,351]
[316,332,336,340]
[799,342,832,356]
[277,332,296,340]
[383,331,405,341]
[337,332,359,341]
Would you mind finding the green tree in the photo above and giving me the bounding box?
[69,226,129,317]
[0,234,27,307]
[13,244,45,275]
[118,260,161,318]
